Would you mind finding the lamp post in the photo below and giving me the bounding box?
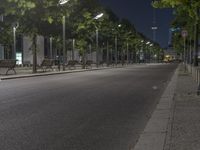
[149,43,153,63]
[12,22,19,60]
[126,42,129,65]
[59,0,70,71]
[50,37,53,59]
[94,13,103,67]
[145,41,150,63]
[139,40,144,63]
[114,24,121,66]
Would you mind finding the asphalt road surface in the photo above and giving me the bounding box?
[0,64,178,150]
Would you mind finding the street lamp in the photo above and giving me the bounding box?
[145,41,150,63]
[12,22,19,60]
[139,40,144,63]
[59,0,70,71]
[114,24,121,66]
[94,13,104,67]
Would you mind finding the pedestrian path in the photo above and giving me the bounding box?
[132,64,200,150]
[0,64,149,80]
[164,65,200,150]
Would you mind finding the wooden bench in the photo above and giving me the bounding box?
[85,60,94,68]
[99,61,105,67]
[66,60,79,69]
[39,59,54,72]
[0,59,17,75]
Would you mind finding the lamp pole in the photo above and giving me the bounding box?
[96,28,99,67]
[13,22,19,60]
[94,13,104,67]
[145,41,150,63]
[126,42,129,65]
[50,37,53,59]
[59,0,70,71]
[114,24,121,66]
[115,36,117,65]
[62,15,66,70]
[13,27,16,59]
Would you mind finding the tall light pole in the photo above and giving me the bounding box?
[12,22,19,60]
[50,37,53,59]
[59,0,70,71]
[62,16,66,70]
[149,43,153,63]
[115,36,117,65]
[94,13,103,67]
[146,41,150,63]
[114,24,121,66]
[139,40,144,63]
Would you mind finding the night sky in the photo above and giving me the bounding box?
[98,0,174,48]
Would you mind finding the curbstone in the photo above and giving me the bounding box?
[132,66,178,150]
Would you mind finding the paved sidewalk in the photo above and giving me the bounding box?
[133,64,200,150]
[164,65,200,150]
[0,64,148,80]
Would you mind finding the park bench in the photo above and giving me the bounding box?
[39,59,54,72]
[0,59,17,75]
[85,60,94,68]
[99,61,105,67]
[66,60,79,69]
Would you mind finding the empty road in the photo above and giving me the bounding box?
[0,64,177,150]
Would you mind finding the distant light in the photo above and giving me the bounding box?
[146,41,150,45]
[59,0,70,5]
[151,26,158,30]
[94,13,104,20]
[141,40,144,43]
[118,24,122,27]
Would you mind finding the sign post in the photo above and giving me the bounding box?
[182,30,188,72]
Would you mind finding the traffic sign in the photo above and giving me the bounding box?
[181,30,188,38]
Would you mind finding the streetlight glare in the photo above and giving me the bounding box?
[146,41,150,45]
[59,0,70,5]
[94,13,104,20]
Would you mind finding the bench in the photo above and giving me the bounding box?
[99,61,105,67]
[39,59,54,72]
[85,60,94,68]
[0,59,17,75]
[66,60,79,69]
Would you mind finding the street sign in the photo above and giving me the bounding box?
[181,30,188,38]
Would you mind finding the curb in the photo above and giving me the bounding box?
[132,66,179,150]
[0,66,126,80]
[0,64,151,81]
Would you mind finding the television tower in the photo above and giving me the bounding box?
[151,8,158,41]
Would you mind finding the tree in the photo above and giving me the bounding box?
[153,0,200,66]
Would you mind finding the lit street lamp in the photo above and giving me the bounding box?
[145,41,150,63]
[94,13,104,67]
[12,22,19,60]
[59,0,70,71]
[114,24,121,66]
[59,0,70,5]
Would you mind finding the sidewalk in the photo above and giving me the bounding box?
[133,64,200,150]
[164,65,200,150]
[0,64,148,80]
